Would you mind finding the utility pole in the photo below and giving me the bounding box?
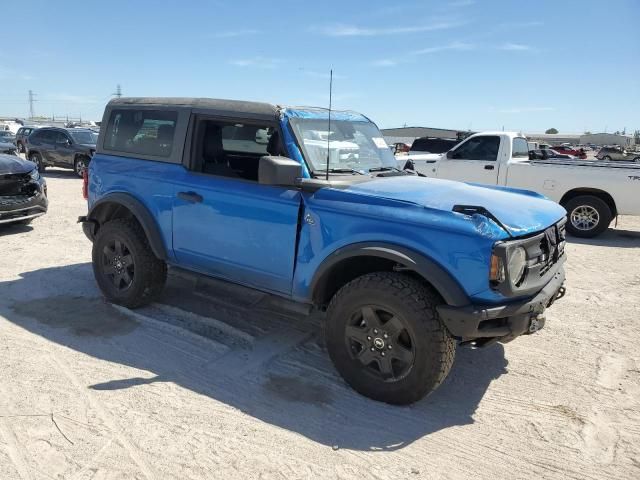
[28,90,36,119]
[113,84,122,98]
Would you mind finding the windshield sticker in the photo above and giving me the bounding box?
[372,137,388,149]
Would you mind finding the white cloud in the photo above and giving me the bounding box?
[370,59,398,67]
[230,57,283,69]
[213,29,260,38]
[314,21,465,37]
[411,41,475,55]
[498,107,555,114]
[498,42,534,51]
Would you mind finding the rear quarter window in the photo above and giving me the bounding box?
[104,109,178,158]
[512,137,530,158]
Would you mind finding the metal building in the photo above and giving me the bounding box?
[578,133,635,147]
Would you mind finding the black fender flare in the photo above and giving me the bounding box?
[87,192,167,260]
[309,242,470,307]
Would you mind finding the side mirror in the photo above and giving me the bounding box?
[446,150,455,159]
[258,156,301,187]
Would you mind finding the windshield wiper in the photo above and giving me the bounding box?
[368,166,403,173]
[313,167,365,175]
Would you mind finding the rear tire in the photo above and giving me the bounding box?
[325,272,455,405]
[563,195,612,238]
[602,155,612,161]
[92,218,167,308]
[74,156,89,178]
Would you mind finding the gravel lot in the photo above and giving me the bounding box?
[1,167,639,480]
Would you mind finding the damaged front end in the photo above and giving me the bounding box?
[0,167,48,225]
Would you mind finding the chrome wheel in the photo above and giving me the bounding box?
[75,158,88,177]
[570,205,600,231]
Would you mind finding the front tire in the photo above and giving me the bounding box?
[92,218,167,308]
[602,155,612,161]
[325,272,455,405]
[564,195,612,238]
[29,152,45,173]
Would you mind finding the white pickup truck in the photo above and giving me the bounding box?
[399,131,640,238]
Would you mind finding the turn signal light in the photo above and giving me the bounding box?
[489,253,505,283]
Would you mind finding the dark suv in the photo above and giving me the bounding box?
[15,126,38,153]
[26,127,97,177]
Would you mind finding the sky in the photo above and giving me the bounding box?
[1,0,638,133]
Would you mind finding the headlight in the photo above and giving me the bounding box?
[29,168,40,181]
[507,246,527,286]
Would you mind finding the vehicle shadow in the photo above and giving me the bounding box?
[567,228,640,248]
[0,263,507,451]
[0,223,34,236]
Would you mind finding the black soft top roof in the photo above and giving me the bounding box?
[108,97,279,119]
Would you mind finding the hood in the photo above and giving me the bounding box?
[340,176,566,237]
[0,153,35,174]
[0,140,16,150]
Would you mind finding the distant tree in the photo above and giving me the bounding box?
[584,131,592,135]
[614,130,620,135]
[545,128,558,134]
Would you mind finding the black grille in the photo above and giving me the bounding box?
[0,172,34,196]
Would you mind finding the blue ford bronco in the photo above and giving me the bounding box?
[80,97,567,404]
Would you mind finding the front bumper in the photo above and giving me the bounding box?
[0,191,48,224]
[437,267,566,345]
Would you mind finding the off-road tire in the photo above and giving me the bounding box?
[92,218,167,308]
[29,152,45,173]
[325,272,456,405]
[563,195,612,238]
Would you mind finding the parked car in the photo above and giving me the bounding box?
[404,131,640,238]
[595,146,640,163]
[0,130,16,145]
[391,142,411,154]
[551,145,587,159]
[25,127,97,177]
[529,148,574,160]
[15,126,39,153]
[0,140,17,156]
[0,153,48,226]
[80,97,567,405]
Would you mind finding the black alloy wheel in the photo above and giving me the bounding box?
[345,305,415,381]
[101,239,135,292]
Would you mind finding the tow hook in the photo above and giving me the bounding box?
[529,313,545,333]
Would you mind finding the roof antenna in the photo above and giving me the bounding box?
[325,69,333,181]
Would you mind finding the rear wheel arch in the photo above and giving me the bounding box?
[559,188,617,217]
[310,243,469,308]
[88,193,167,260]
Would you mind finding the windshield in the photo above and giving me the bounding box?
[70,131,97,144]
[290,118,397,173]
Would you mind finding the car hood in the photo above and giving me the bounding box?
[0,153,34,174]
[340,176,566,237]
[0,141,16,149]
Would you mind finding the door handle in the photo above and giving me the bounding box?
[177,191,203,203]
[484,165,495,170]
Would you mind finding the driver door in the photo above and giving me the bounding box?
[437,135,501,185]
[51,131,74,166]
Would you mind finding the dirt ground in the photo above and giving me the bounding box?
[1,168,639,480]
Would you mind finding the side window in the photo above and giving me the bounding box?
[512,137,529,158]
[194,119,281,181]
[35,130,51,142]
[451,136,500,161]
[104,109,177,158]
[54,132,70,144]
